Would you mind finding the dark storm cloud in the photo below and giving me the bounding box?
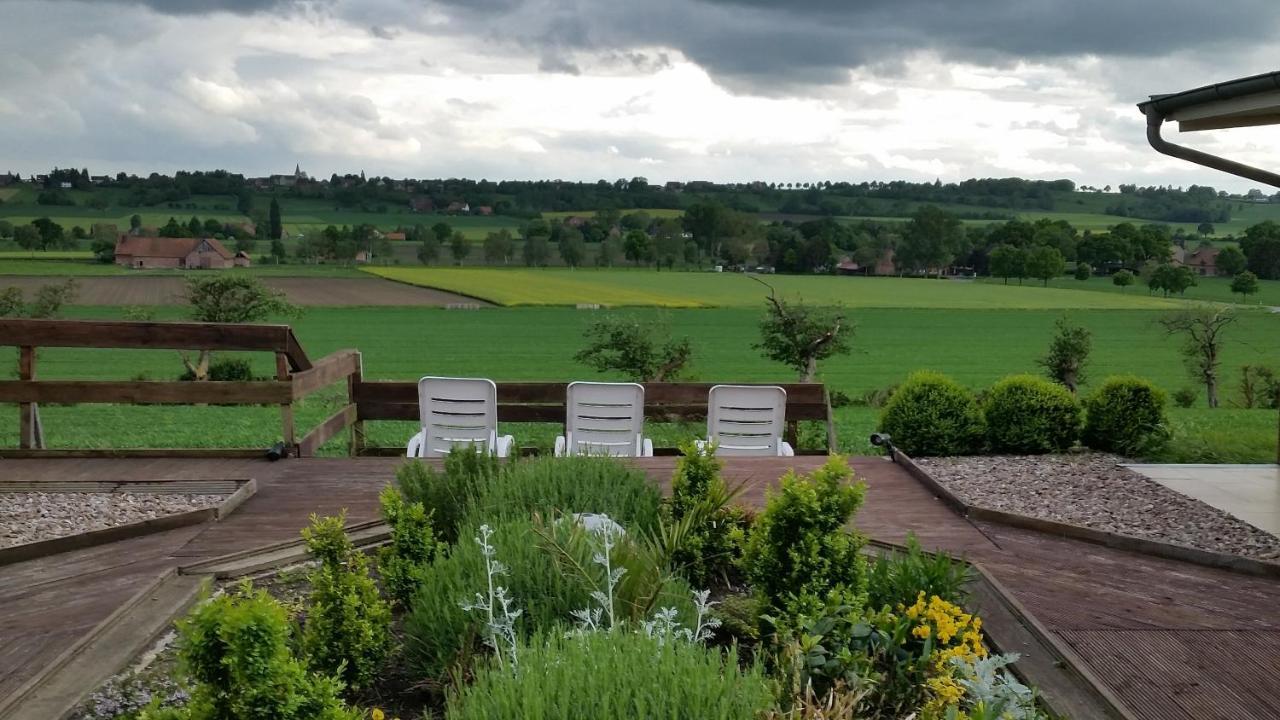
[57,0,298,13]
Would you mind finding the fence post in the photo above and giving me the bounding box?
[349,356,366,456]
[18,346,44,450]
[276,352,295,454]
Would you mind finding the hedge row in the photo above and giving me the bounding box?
[877,371,1168,457]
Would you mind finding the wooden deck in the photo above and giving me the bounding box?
[2,456,1279,720]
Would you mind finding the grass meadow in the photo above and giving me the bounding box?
[979,274,1280,307]
[363,268,1185,309]
[1,305,1276,461]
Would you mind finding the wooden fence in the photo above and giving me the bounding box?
[1,319,835,458]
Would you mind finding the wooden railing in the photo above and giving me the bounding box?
[0,319,360,458]
[2,319,836,458]
[352,381,837,455]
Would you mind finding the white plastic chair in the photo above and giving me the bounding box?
[703,384,795,456]
[406,377,515,458]
[554,381,653,457]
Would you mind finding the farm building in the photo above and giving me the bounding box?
[1184,245,1220,275]
[835,248,896,276]
[113,236,245,269]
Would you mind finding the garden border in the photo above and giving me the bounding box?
[0,479,256,567]
[890,448,1280,578]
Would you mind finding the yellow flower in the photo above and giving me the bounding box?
[913,624,931,639]
[372,710,385,720]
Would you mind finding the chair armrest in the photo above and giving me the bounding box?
[779,441,795,457]
[554,436,567,457]
[406,430,424,458]
[641,437,654,457]
[495,434,515,458]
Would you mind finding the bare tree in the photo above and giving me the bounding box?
[751,276,851,382]
[1159,306,1237,408]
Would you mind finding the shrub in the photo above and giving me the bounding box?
[666,442,750,587]
[740,457,868,625]
[300,513,391,692]
[467,455,663,534]
[377,485,447,607]
[982,374,1081,453]
[445,630,772,720]
[404,516,693,681]
[877,371,984,457]
[1172,387,1198,408]
[395,449,500,544]
[866,534,970,612]
[179,357,255,382]
[165,582,359,720]
[1081,376,1170,456]
[861,383,898,409]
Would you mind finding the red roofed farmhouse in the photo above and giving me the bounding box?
[114,236,247,269]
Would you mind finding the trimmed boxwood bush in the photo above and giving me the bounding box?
[1082,376,1170,456]
[877,371,984,457]
[983,374,1081,453]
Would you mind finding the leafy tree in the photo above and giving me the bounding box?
[1148,263,1197,297]
[899,205,964,276]
[235,236,256,254]
[31,217,64,249]
[753,279,851,382]
[1230,270,1259,302]
[1197,222,1215,236]
[235,189,253,215]
[90,223,118,262]
[482,230,515,264]
[558,231,586,268]
[1025,245,1065,286]
[575,314,692,381]
[1074,262,1092,281]
[270,238,287,264]
[13,224,40,251]
[129,213,143,231]
[417,236,440,265]
[1160,306,1236,408]
[9,279,79,318]
[1216,245,1247,276]
[988,244,1026,284]
[449,231,470,265]
[0,220,12,239]
[1036,316,1091,393]
[1112,269,1134,292]
[522,235,551,266]
[682,201,728,260]
[159,216,185,238]
[431,221,452,243]
[597,237,622,267]
[187,216,203,236]
[182,276,300,380]
[269,197,283,240]
[204,218,223,236]
[622,229,652,266]
[1240,221,1280,279]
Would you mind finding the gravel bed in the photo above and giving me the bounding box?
[916,453,1280,562]
[0,492,227,548]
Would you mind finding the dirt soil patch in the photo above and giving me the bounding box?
[0,276,488,307]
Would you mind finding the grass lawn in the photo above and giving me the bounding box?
[363,268,1187,309]
[980,274,1280,307]
[1,305,1276,460]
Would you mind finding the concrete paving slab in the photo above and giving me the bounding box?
[1124,463,1280,536]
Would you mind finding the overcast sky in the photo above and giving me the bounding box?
[1,0,1278,191]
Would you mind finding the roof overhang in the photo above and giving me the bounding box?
[1137,71,1280,188]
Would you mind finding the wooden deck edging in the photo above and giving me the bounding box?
[0,480,256,568]
[890,448,1280,579]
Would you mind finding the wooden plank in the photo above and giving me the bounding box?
[297,404,356,457]
[291,350,360,399]
[0,509,215,567]
[284,328,313,372]
[355,380,828,407]
[0,448,267,459]
[0,380,293,405]
[276,352,294,449]
[348,359,365,457]
[18,346,37,450]
[0,318,292,352]
[824,387,838,453]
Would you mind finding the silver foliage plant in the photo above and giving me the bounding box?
[948,653,1046,720]
[460,525,523,674]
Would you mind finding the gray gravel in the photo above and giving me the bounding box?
[0,492,226,548]
[916,453,1280,562]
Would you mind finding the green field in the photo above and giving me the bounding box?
[980,274,1280,307]
[0,258,367,277]
[1,305,1276,461]
[364,268,1187,309]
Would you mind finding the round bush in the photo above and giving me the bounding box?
[982,374,1081,453]
[1082,376,1169,456]
[877,371,984,457]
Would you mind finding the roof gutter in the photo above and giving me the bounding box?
[1143,107,1280,189]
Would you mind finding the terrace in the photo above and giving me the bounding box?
[1,319,1278,720]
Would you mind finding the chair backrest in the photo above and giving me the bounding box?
[564,381,645,456]
[417,376,498,457]
[707,384,787,456]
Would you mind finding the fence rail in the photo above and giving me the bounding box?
[2,319,835,458]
